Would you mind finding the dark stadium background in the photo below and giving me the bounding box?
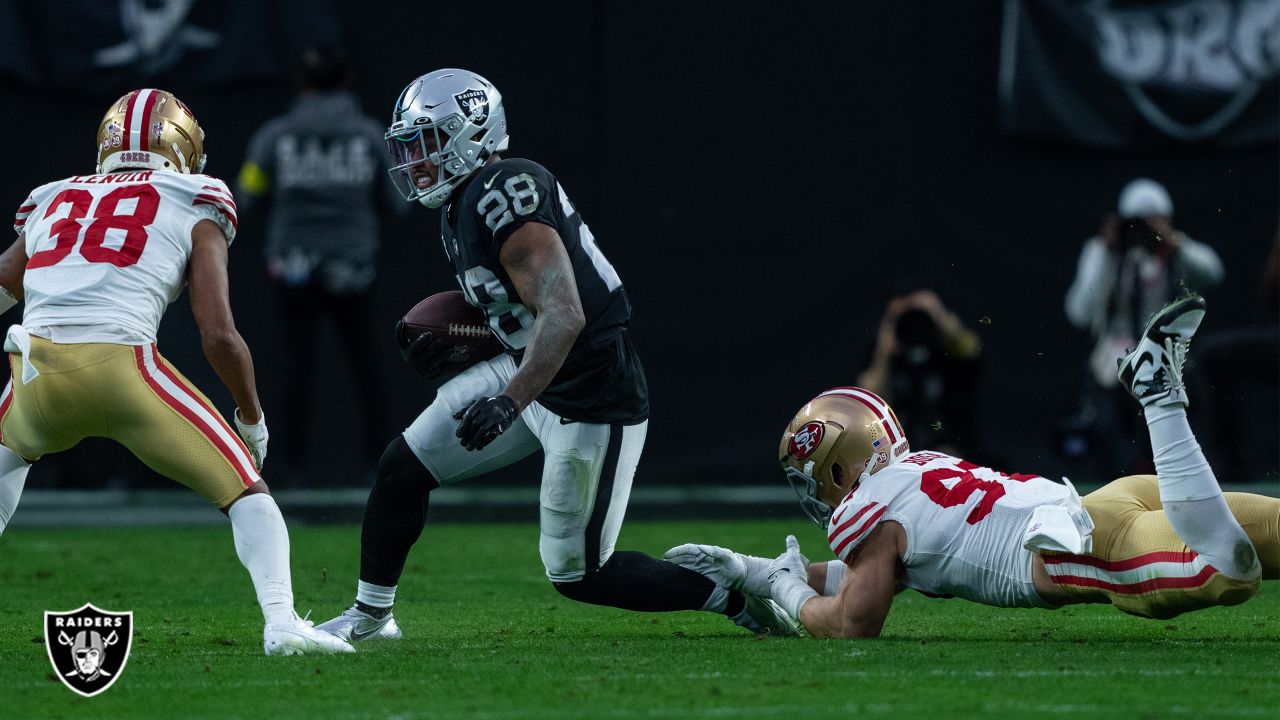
[0,1,1274,497]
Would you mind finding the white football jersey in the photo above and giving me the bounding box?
[13,170,237,345]
[827,450,1072,608]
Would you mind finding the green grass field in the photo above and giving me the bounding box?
[2,520,1278,719]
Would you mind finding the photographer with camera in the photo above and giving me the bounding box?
[1064,178,1223,475]
[857,288,983,459]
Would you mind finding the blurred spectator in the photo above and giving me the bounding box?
[237,46,406,471]
[857,288,983,458]
[1195,230,1280,483]
[1063,178,1224,475]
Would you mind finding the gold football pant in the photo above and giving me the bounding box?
[1043,475,1278,619]
[0,338,260,507]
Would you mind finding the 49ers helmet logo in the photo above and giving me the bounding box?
[789,421,825,460]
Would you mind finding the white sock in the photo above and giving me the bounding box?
[1144,405,1260,580]
[356,580,397,609]
[0,445,31,535]
[823,560,846,597]
[228,494,295,624]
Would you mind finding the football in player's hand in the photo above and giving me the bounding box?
[398,291,504,366]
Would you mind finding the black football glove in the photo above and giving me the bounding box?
[456,395,519,451]
[396,320,452,379]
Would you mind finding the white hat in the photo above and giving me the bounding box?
[1118,178,1173,219]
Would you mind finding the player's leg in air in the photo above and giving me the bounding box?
[1042,294,1277,618]
[318,356,798,642]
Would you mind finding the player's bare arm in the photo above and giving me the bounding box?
[187,219,262,424]
[0,233,28,304]
[797,523,902,638]
[497,221,586,412]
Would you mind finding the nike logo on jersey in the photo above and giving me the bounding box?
[483,174,499,190]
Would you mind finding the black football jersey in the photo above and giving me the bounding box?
[441,158,648,425]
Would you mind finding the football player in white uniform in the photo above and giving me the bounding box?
[668,295,1278,637]
[0,89,351,655]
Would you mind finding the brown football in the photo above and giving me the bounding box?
[399,290,505,366]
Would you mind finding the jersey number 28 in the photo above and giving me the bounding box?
[476,174,538,233]
[27,185,159,270]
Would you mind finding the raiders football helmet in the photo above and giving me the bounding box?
[386,69,509,208]
[779,387,911,525]
[96,89,206,174]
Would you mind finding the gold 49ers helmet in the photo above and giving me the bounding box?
[96,89,206,174]
[779,387,911,525]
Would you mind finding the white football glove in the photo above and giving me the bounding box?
[234,409,269,471]
[663,543,774,596]
[767,535,818,620]
[766,534,810,586]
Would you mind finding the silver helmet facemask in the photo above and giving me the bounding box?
[386,69,509,209]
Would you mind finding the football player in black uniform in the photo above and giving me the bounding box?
[318,69,795,640]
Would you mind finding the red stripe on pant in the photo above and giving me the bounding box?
[132,346,256,488]
[148,349,255,462]
[1050,564,1220,595]
[1042,549,1199,572]
[0,355,14,444]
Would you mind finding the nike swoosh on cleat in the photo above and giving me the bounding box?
[348,624,386,641]
[1133,351,1154,377]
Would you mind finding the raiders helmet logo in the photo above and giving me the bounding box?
[789,421,825,460]
[454,88,489,124]
[44,603,133,697]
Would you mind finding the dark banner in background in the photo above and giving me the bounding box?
[1000,0,1280,147]
[0,0,347,95]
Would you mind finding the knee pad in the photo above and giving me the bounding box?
[376,436,440,493]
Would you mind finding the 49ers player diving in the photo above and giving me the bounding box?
[668,295,1278,637]
[0,89,351,655]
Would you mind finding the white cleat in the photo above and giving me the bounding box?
[735,594,804,637]
[1117,294,1206,409]
[263,613,355,656]
[664,543,773,596]
[315,605,403,643]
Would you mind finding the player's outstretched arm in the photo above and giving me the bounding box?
[496,222,585,412]
[0,234,28,309]
[188,220,266,462]
[796,524,901,639]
